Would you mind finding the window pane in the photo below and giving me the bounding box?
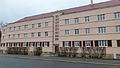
[45,32,48,36]
[98,27,106,33]
[38,32,41,37]
[65,19,69,24]
[98,14,105,21]
[85,41,91,47]
[116,25,120,32]
[84,16,90,22]
[75,29,79,35]
[65,30,69,35]
[74,18,79,24]
[85,28,90,34]
[115,12,120,19]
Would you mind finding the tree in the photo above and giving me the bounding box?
[0,21,8,40]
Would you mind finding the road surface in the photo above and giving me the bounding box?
[0,54,119,68]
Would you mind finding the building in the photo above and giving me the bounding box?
[0,0,120,57]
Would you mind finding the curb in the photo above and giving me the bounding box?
[2,56,120,66]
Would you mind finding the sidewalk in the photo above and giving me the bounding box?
[0,54,120,66]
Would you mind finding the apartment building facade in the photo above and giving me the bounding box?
[0,0,120,56]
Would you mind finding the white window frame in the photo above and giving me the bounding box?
[85,28,90,34]
[98,27,106,34]
[98,40,108,47]
[13,34,15,38]
[23,42,27,47]
[85,41,91,47]
[45,32,48,37]
[18,34,20,38]
[98,14,105,21]
[84,16,90,22]
[65,41,69,47]
[32,24,35,28]
[65,30,69,35]
[115,12,120,19]
[74,18,79,24]
[24,33,28,38]
[45,22,48,27]
[74,41,80,47]
[37,42,40,47]
[31,33,34,38]
[75,29,79,35]
[116,25,120,32]
[24,25,28,30]
[65,19,69,25]
[44,42,48,47]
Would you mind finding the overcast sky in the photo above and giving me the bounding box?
[0,0,110,23]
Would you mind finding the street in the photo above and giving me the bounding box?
[0,54,119,68]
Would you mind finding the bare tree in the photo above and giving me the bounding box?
[0,21,8,40]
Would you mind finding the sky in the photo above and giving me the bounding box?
[0,0,110,23]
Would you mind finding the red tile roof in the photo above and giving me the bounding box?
[14,0,120,23]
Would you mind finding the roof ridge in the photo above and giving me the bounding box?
[14,0,120,23]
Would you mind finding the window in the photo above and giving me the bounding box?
[38,23,41,27]
[13,27,16,31]
[23,42,27,47]
[38,32,41,37]
[45,32,48,37]
[31,33,34,37]
[18,26,21,30]
[45,22,48,27]
[116,25,120,32]
[9,27,12,31]
[74,41,80,47]
[65,30,69,35]
[98,27,106,33]
[65,41,69,47]
[32,24,35,28]
[13,34,15,38]
[98,40,107,47]
[24,25,28,29]
[37,42,41,47]
[115,12,120,19]
[24,33,28,38]
[44,42,48,47]
[84,16,90,22]
[18,34,20,38]
[85,41,91,47]
[98,14,105,21]
[85,28,90,34]
[65,19,69,25]
[75,29,79,35]
[8,35,11,38]
[74,18,79,24]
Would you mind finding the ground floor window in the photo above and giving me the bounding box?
[12,43,14,47]
[85,41,91,47]
[30,42,34,47]
[65,41,70,47]
[98,40,107,47]
[23,42,27,47]
[44,42,49,47]
[37,42,41,47]
[74,41,80,47]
